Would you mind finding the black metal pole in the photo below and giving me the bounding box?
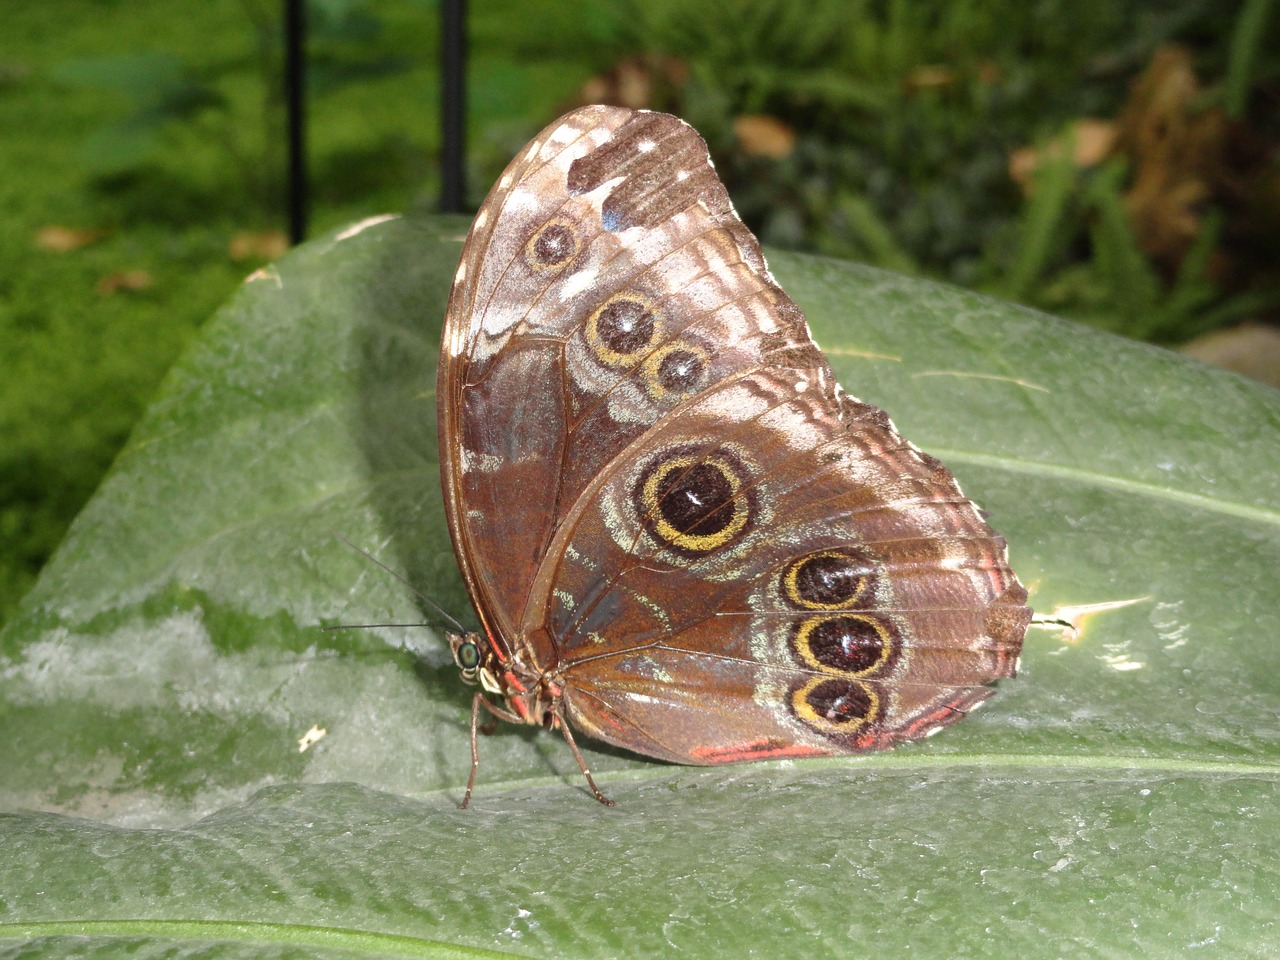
[440,0,467,213]
[285,0,308,243]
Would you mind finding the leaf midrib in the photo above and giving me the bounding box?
[444,750,1280,804]
[939,448,1280,526]
[0,920,520,960]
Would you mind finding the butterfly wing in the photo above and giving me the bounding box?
[439,106,824,655]
[440,105,1030,763]
[538,367,1029,763]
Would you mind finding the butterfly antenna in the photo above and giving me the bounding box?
[331,532,468,635]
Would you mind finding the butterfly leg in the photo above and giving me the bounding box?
[556,707,616,807]
[461,693,524,809]
[460,692,486,809]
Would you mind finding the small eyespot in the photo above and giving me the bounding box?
[642,342,709,401]
[791,678,880,734]
[782,550,873,610]
[527,219,579,270]
[792,614,893,676]
[586,294,659,366]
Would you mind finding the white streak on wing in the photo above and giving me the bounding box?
[748,299,779,334]
[637,140,655,153]
[454,261,467,283]
[759,402,824,451]
[578,174,626,212]
[559,266,599,301]
[506,188,538,212]
[474,208,489,228]
[702,382,769,422]
[548,122,578,144]
[448,327,467,358]
[499,173,513,190]
[623,692,664,706]
[461,447,505,473]
[482,304,523,337]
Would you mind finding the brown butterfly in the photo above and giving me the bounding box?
[437,105,1030,807]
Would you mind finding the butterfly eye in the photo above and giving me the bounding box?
[455,640,482,674]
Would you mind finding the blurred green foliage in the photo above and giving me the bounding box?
[599,0,1279,340]
[1,0,1276,626]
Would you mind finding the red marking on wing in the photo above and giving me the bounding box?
[863,689,993,748]
[487,625,510,664]
[691,739,830,765]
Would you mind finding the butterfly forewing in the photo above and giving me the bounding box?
[440,106,825,652]
[438,105,1030,782]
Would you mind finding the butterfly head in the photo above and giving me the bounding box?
[448,631,503,695]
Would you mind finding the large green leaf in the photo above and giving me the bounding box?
[2,214,1277,956]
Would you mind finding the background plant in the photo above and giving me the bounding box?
[2,0,1276,627]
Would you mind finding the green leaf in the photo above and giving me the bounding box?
[2,214,1278,956]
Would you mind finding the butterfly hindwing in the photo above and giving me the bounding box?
[532,367,1026,761]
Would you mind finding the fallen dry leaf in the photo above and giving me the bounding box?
[96,270,154,295]
[229,230,289,262]
[1180,323,1280,388]
[577,54,688,113]
[903,64,958,94]
[36,225,106,252]
[1008,118,1117,191]
[734,114,796,160]
[1114,44,1229,277]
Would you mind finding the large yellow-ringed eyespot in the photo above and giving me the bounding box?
[792,614,893,676]
[791,677,880,734]
[638,450,754,555]
[782,550,872,610]
[585,294,659,367]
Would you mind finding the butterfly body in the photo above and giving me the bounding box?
[438,106,1031,805]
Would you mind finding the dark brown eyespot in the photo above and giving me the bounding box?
[637,448,754,555]
[642,342,709,401]
[792,678,879,732]
[793,614,893,676]
[656,462,732,534]
[527,220,579,269]
[597,298,654,352]
[783,550,873,610]
[586,294,659,367]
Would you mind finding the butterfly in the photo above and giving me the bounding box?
[437,105,1030,806]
